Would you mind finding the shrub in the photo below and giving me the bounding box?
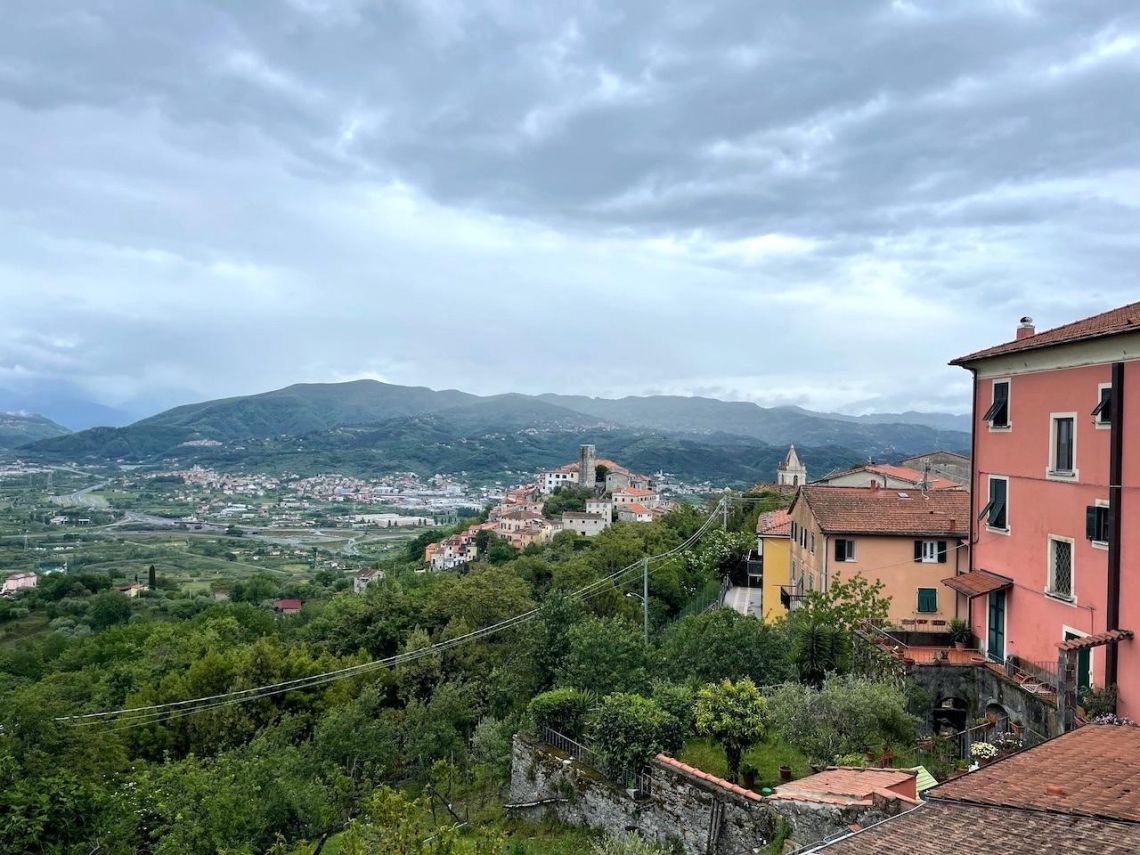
[650,680,695,735]
[592,694,682,782]
[528,688,591,738]
[768,675,918,764]
[1080,685,1117,718]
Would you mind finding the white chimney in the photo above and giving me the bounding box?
[1017,316,1035,340]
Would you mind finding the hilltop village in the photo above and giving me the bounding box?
[425,444,674,570]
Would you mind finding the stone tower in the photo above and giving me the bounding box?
[579,444,597,492]
[777,444,806,487]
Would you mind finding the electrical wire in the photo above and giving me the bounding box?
[59,500,728,729]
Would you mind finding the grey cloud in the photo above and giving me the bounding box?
[1,0,1139,425]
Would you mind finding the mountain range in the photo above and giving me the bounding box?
[0,412,72,449]
[17,380,970,484]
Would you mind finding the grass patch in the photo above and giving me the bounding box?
[677,736,812,789]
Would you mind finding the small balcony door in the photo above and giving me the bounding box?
[1064,630,1092,693]
[987,590,1006,662]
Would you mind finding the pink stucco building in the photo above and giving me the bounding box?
[949,303,1140,719]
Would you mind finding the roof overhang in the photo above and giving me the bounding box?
[942,569,1013,598]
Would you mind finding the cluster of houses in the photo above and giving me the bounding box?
[746,300,1140,722]
[421,445,670,571]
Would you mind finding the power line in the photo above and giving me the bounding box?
[60,500,728,729]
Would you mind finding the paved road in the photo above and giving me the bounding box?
[723,584,764,619]
[50,481,111,509]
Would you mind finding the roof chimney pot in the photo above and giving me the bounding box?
[1017,316,1036,340]
[1045,784,1066,797]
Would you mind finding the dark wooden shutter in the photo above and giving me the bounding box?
[1086,506,1098,540]
[835,539,845,562]
[913,540,922,562]
[938,541,948,563]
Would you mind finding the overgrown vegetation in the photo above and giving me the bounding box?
[1,490,917,853]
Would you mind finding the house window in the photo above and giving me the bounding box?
[917,588,938,613]
[978,477,1008,531]
[834,538,856,562]
[1092,385,1112,426]
[1086,505,1110,544]
[791,521,798,542]
[810,533,815,554]
[1048,538,1073,600]
[983,379,1010,428]
[914,540,948,564]
[1051,416,1075,474]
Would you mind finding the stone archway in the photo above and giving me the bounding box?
[932,696,969,734]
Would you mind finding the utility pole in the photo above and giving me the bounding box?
[722,493,729,530]
[642,556,649,644]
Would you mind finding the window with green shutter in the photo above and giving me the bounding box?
[917,588,937,613]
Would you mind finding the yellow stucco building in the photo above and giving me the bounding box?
[755,509,792,623]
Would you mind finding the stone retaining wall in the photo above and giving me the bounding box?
[508,735,898,854]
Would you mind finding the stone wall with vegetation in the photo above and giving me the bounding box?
[509,734,898,854]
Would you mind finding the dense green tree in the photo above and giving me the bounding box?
[89,591,132,630]
[558,616,648,696]
[656,608,790,686]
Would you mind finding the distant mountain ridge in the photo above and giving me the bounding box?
[0,412,72,448]
[25,380,970,477]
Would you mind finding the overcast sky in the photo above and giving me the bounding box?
[2,1,1139,426]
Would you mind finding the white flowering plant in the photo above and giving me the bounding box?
[970,742,999,762]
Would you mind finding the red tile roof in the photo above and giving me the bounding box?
[930,724,1140,821]
[773,767,918,805]
[941,569,1013,598]
[815,800,1140,854]
[793,486,970,537]
[951,300,1140,365]
[621,503,650,514]
[614,486,655,497]
[654,754,763,803]
[820,463,959,490]
[756,509,792,538]
[272,598,302,610]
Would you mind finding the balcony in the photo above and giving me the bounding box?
[856,623,1060,707]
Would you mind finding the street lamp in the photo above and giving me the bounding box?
[625,556,650,643]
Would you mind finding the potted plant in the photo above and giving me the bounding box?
[741,763,758,789]
[970,742,999,766]
[778,764,793,782]
[948,619,970,650]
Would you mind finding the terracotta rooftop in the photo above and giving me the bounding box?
[773,767,918,806]
[951,300,1140,365]
[819,463,960,491]
[941,569,1013,598]
[614,486,655,497]
[793,486,970,537]
[930,724,1140,822]
[621,503,650,515]
[814,800,1140,854]
[654,754,763,803]
[756,509,792,538]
